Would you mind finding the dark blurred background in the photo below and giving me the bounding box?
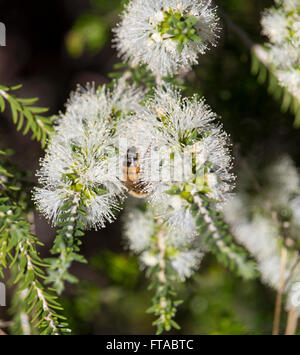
[0,0,298,334]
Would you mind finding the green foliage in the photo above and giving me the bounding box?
[90,251,139,289]
[46,195,87,295]
[193,194,258,280]
[65,0,129,58]
[251,49,300,128]
[67,281,102,324]
[66,13,109,58]
[109,62,185,100]
[109,63,157,97]
[157,10,201,53]
[91,0,128,12]
[0,84,53,147]
[61,252,148,335]
[182,263,274,335]
[141,220,183,335]
[147,265,183,335]
[61,254,275,335]
[2,0,298,336]
[0,151,69,335]
[167,184,258,280]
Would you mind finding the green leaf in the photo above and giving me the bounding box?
[191,34,202,43]
[186,15,198,27]
[177,42,184,53]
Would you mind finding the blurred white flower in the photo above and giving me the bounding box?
[261,9,289,45]
[290,196,300,227]
[277,69,300,101]
[123,204,204,281]
[261,1,300,102]
[277,0,300,12]
[124,209,155,253]
[269,44,299,70]
[140,251,159,268]
[113,0,219,77]
[263,155,300,207]
[171,250,203,280]
[224,156,300,312]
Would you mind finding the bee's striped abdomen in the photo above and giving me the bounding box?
[122,146,149,198]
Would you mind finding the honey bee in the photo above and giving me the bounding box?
[122,146,150,198]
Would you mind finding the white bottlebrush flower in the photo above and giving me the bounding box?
[123,208,155,253]
[278,0,300,12]
[289,195,300,228]
[34,81,143,229]
[123,203,205,281]
[277,69,300,101]
[140,251,159,268]
[262,155,300,208]
[225,198,283,289]
[113,0,220,77]
[224,156,300,313]
[165,197,197,232]
[57,79,144,136]
[269,43,299,70]
[261,9,289,45]
[261,1,300,104]
[171,250,203,280]
[134,85,234,226]
[226,195,300,312]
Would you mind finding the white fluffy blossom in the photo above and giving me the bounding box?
[276,0,300,12]
[34,81,143,229]
[224,156,300,313]
[114,0,219,77]
[277,69,300,101]
[261,9,289,45]
[171,250,203,280]
[261,1,300,101]
[123,204,205,281]
[261,155,300,208]
[124,208,155,253]
[132,85,234,228]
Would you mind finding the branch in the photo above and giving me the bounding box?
[221,10,300,126]
[0,150,69,335]
[0,84,53,147]
[46,193,87,295]
[192,193,257,279]
[147,219,182,335]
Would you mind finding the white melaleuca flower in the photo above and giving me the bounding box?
[277,0,300,12]
[34,81,144,229]
[57,78,144,137]
[289,196,300,228]
[262,155,300,208]
[261,2,300,103]
[285,281,300,315]
[113,0,220,77]
[261,9,289,45]
[140,251,159,268]
[165,197,197,231]
[133,85,234,227]
[224,156,300,314]
[171,250,203,280]
[277,69,300,101]
[225,195,300,313]
[269,44,299,70]
[123,204,205,281]
[123,208,155,253]
[225,197,283,288]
